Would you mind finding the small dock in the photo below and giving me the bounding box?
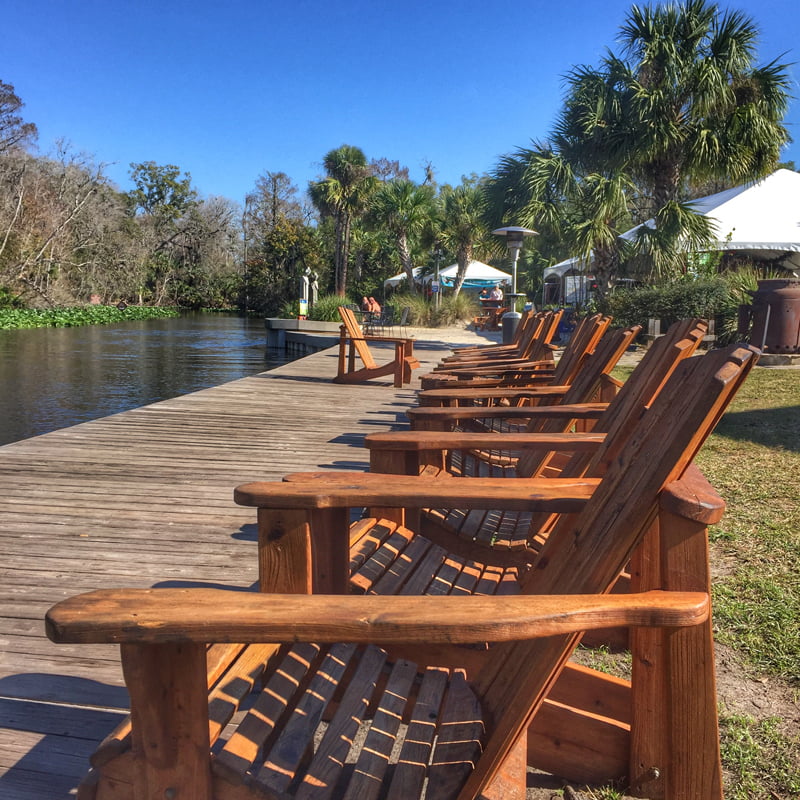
[0,337,457,799]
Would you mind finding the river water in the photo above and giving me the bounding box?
[0,313,286,446]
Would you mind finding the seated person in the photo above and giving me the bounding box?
[489,284,504,303]
[367,296,381,315]
[479,287,492,303]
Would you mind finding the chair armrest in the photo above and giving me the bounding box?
[661,464,726,525]
[407,403,608,426]
[235,474,599,513]
[418,385,572,405]
[434,359,555,374]
[365,431,605,453]
[46,590,709,645]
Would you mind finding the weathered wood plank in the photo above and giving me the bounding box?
[0,343,452,798]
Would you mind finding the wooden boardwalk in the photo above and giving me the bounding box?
[0,338,454,799]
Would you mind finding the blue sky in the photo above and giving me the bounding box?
[8,0,800,205]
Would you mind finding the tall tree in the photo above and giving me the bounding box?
[128,161,197,221]
[308,145,377,296]
[564,0,790,210]
[244,171,322,315]
[487,0,791,287]
[438,181,490,297]
[369,180,435,295]
[249,170,305,233]
[0,79,37,155]
[126,162,200,305]
[0,144,108,306]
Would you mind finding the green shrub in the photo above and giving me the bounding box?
[385,291,478,327]
[714,265,786,343]
[307,294,352,322]
[388,293,432,325]
[0,287,23,309]
[600,278,730,330]
[279,299,300,319]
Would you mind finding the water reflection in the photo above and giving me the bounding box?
[0,313,284,446]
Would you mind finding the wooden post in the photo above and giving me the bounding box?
[629,471,724,799]
[257,508,312,594]
[122,642,212,800]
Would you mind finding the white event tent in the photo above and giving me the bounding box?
[543,169,800,304]
[383,267,424,289]
[384,261,512,290]
[621,168,800,271]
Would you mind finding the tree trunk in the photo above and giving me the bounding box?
[398,233,417,296]
[333,213,348,297]
[451,247,471,297]
[651,157,682,214]
[339,215,351,296]
[591,245,618,302]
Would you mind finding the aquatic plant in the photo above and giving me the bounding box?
[0,305,180,330]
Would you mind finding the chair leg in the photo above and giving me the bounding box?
[629,504,723,800]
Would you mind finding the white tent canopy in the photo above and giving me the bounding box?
[383,267,424,289]
[384,261,512,290]
[620,168,800,271]
[427,261,512,288]
[543,256,591,282]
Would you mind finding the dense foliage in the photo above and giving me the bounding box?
[485,0,792,296]
[599,278,730,328]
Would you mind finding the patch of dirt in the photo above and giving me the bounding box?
[522,643,798,799]
[714,641,799,735]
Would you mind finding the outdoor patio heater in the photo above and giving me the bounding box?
[492,226,537,343]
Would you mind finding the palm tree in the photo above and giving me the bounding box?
[487,144,633,297]
[568,0,791,211]
[308,145,377,295]
[486,0,791,286]
[438,182,490,297]
[369,180,435,295]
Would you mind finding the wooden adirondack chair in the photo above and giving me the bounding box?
[418,311,563,390]
[335,306,420,388]
[450,309,547,359]
[415,318,699,408]
[47,344,756,800]
[472,304,508,330]
[368,320,707,554]
[437,310,572,369]
[427,314,610,393]
[449,307,537,358]
[419,315,614,402]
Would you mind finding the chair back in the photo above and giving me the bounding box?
[338,306,377,369]
[462,343,758,798]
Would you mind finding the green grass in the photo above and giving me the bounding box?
[611,361,800,797]
[719,713,800,800]
[696,368,800,683]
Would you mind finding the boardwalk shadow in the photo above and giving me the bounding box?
[0,677,128,799]
[153,579,259,591]
[329,433,368,447]
[231,522,259,541]
[256,373,336,384]
[322,460,371,470]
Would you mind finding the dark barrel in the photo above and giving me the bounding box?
[747,278,800,353]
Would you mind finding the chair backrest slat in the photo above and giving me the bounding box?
[338,306,378,369]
